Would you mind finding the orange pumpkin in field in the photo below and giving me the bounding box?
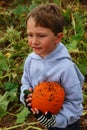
[31,81,65,114]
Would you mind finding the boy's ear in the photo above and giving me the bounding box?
[55,33,63,43]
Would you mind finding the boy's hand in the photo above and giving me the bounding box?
[23,88,33,111]
[31,108,56,128]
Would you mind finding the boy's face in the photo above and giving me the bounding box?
[27,17,60,58]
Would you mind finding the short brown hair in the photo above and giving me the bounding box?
[26,3,64,35]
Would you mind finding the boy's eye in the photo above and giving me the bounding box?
[27,33,47,38]
[28,34,33,37]
[38,35,46,37]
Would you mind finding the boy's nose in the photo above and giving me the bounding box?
[32,37,39,45]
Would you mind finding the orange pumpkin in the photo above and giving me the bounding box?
[31,81,65,114]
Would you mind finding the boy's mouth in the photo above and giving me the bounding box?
[32,46,42,50]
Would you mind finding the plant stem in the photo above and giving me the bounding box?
[3,122,40,130]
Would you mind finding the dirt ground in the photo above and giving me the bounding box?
[0,109,47,130]
[0,108,87,130]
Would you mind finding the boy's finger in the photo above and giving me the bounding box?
[29,88,33,92]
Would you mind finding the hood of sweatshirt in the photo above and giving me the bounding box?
[29,42,71,61]
[28,42,84,87]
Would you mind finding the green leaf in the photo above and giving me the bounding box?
[0,71,2,76]
[4,82,17,91]
[16,106,30,124]
[63,8,71,23]
[0,88,18,119]
[0,54,9,71]
[7,88,18,102]
[12,5,29,18]
[0,105,7,119]
[66,39,78,51]
[0,92,10,119]
[77,58,87,75]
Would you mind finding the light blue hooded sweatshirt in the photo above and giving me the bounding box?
[20,42,84,128]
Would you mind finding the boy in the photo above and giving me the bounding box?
[20,3,84,130]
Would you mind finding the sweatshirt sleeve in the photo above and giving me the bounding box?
[54,62,84,128]
[20,57,32,105]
